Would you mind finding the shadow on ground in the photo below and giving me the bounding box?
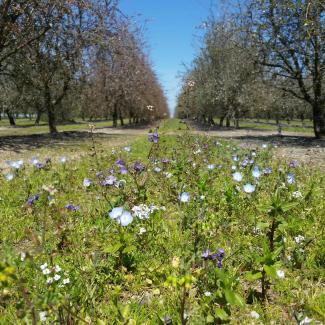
[0,131,123,153]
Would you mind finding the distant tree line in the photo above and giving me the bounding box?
[0,0,169,133]
[176,0,324,138]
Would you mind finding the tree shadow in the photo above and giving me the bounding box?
[227,134,325,148]
[0,131,123,153]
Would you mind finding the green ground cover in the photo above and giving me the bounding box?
[0,120,324,324]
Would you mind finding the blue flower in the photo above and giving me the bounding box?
[109,207,133,226]
[83,178,92,187]
[232,172,243,182]
[287,173,295,184]
[264,167,272,175]
[243,183,255,193]
[252,166,262,178]
[179,192,190,203]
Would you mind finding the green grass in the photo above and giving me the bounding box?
[0,122,324,324]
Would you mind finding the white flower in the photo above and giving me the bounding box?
[63,278,70,285]
[124,146,131,152]
[232,172,243,182]
[299,316,314,324]
[200,195,205,201]
[59,156,67,164]
[54,274,61,281]
[179,192,190,203]
[292,191,303,199]
[154,167,162,173]
[287,255,292,261]
[20,252,26,261]
[42,268,51,275]
[193,149,201,155]
[132,204,151,220]
[243,183,255,193]
[5,173,14,181]
[31,157,39,165]
[160,206,166,211]
[40,263,48,270]
[39,311,47,322]
[207,164,215,170]
[54,265,61,272]
[164,172,172,178]
[231,165,237,170]
[204,291,212,297]
[139,227,147,235]
[250,311,260,319]
[46,277,54,284]
[83,178,92,187]
[294,235,305,244]
[276,270,285,279]
[262,144,268,149]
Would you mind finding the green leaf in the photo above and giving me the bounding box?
[224,289,245,307]
[123,245,136,254]
[281,201,298,212]
[245,271,263,281]
[215,307,229,320]
[206,314,215,323]
[264,265,277,279]
[104,243,122,254]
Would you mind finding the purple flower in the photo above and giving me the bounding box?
[27,194,40,206]
[72,205,79,211]
[202,249,211,260]
[148,132,159,143]
[289,160,297,168]
[134,161,145,172]
[36,162,45,169]
[96,171,104,178]
[162,158,169,164]
[66,203,73,210]
[102,175,116,186]
[119,166,128,175]
[108,168,115,174]
[45,157,51,165]
[116,159,125,168]
[264,167,272,175]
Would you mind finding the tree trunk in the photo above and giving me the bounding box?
[5,110,16,126]
[45,86,58,135]
[235,118,239,129]
[219,115,225,127]
[208,115,215,125]
[313,101,325,139]
[35,111,42,125]
[226,117,230,127]
[112,104,118,128]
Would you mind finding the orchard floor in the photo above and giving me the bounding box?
[0,120,324,169]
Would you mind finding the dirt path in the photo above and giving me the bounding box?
[0,125,324,169]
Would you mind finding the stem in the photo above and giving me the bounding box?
[180,286,187,325]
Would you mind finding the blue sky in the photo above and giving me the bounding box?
[120,0,214,116]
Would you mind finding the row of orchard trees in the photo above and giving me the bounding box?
[176,0,324,138]
[0,0,168,133]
